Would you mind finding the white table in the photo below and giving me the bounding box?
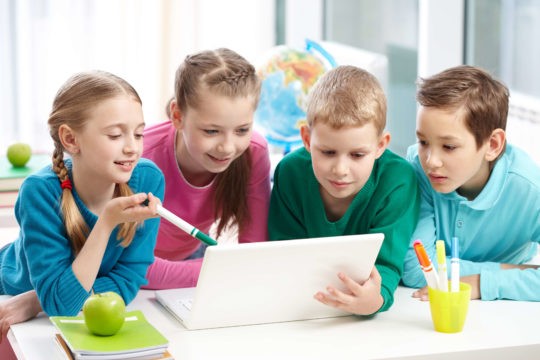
[6,287,540,360]
[3,220,540,360]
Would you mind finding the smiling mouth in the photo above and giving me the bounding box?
[114,160,135,169]
[208,154,232,163]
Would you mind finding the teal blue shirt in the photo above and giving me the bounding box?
[402,144,540,300]
[269,148,420,313]
[0,158,164,315]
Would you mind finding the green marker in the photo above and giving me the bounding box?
[143,200,217,246]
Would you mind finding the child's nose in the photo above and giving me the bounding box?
[425,150,442,167]
[332,159,348,176]
[217,135,234,154]
[123,136,138,154]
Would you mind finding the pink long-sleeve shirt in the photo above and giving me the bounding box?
[142,121,271,289]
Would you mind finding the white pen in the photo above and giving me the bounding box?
[156,204,218,246]
[451,236,460,292]
[142,199,218,246]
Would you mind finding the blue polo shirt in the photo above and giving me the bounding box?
[402,143,540,300]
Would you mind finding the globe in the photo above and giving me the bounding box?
[255,40,335,151]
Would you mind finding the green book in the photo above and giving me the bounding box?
[50,310,169,360]
[0,153,51,191]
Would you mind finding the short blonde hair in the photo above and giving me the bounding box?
[306,65,386,134]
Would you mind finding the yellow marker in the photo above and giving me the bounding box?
[436,240,448,292]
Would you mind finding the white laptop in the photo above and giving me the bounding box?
[155,233,384,330]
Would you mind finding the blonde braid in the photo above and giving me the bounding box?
[52,144,89,254]
[116,183,137,247]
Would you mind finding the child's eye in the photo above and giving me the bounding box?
[135,133,144,139]
[321,150,335,156]
[351,152,365,159]
[108,134,121,140]
[204,129,218,135]
[418,140,428,147]
[443,144,457,151]
[236,127,250,135]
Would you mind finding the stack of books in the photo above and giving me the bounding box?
[50,310,172,360]
[0,153,51,208]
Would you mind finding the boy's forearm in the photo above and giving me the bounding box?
[480,267,540,301]
[500,263,540,270]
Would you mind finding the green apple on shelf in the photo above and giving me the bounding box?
[7,142,32,168]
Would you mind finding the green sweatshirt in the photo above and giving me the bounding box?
[268,148,419,313]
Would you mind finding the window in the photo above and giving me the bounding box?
[466,0,540,163]
[283,0,539,161]
[466,0,540,97]
[324,0,419,156]
[0,0,275,153]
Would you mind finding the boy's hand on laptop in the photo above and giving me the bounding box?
[314,267,383,315]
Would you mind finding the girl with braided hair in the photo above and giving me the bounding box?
[143,48,271,289]
[0,71,164,338]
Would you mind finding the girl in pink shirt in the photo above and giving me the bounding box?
[142,48,271,288]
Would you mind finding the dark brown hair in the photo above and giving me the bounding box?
[417,65,509,149]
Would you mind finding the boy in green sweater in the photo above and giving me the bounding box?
[268,65,420,315]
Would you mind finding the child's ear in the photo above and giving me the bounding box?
[300,125,312,152]
[169,100,184,130]
[58,124,79,154]
[485,128,506,161]
[375,131,391,159]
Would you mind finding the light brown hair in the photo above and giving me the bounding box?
[174,48,261,236]
[416,65,509,149]
[48,70,142,254]
[306,65,387,134]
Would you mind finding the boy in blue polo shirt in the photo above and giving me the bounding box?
[402,65,540,301]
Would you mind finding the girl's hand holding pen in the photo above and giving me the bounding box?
[100,193,161,230]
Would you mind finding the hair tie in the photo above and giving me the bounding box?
[61,179,72,190]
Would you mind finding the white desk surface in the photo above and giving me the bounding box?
[2,222,540,359]
[5,286,540,360]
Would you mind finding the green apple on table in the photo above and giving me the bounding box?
[7,142,32,167]
[83,291,126,336]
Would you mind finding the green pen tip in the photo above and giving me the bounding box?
[198,232,218,246]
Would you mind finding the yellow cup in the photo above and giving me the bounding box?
[428,282,471,333]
